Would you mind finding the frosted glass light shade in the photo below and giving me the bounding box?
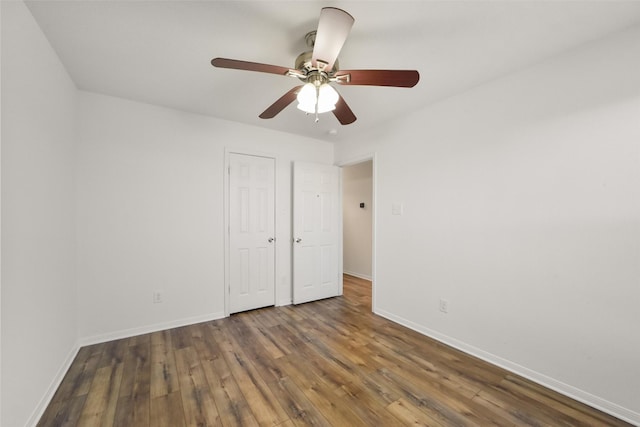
[317,84,339,113]
[296,83,317,113]
[296,82,339,114]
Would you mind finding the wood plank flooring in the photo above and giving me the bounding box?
[38,274,632,426]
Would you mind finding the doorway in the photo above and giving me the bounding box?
[341,158,374,309]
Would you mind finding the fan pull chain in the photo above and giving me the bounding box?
[315,85,320,123]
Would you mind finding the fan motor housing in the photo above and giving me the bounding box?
[295,50,339,75]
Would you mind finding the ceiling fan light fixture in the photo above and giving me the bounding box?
[296,82,338,114]
[211,7,419,125]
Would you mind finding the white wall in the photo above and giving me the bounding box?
[335,25,640,423]
[1,2,79,426]
[342,161,373,279]
[76,92,334,342]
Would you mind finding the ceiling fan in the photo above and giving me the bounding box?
[211,7,419,125]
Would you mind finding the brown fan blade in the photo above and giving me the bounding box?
[312,7,354,73]
[211,58,292,76]
[333,94,357,125]
[259,86,303,119]
[335,70,420,88]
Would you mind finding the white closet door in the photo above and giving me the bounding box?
[292,162,341,304]
[229,153,275,313]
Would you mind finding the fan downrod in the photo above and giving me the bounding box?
[305,31,316,48]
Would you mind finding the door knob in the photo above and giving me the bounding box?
[268,237,274,243]
[295,238,302,243]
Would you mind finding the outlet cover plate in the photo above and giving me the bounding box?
[439,298,449,313]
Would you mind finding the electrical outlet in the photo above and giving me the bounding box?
[153,290,164,304]
[439,298,449,314]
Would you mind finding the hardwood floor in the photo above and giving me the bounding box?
[38,274,631,426]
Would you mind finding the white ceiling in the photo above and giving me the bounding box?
[25,0,640,142]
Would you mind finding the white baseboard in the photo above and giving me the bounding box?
[27,311,226,426]
[78,311,226,347]
[27,343,80,427]
[374,308,640,426]
[343,270,372,281]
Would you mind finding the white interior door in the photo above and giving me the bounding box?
[293,162,341,304]
[229,153,275,313]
